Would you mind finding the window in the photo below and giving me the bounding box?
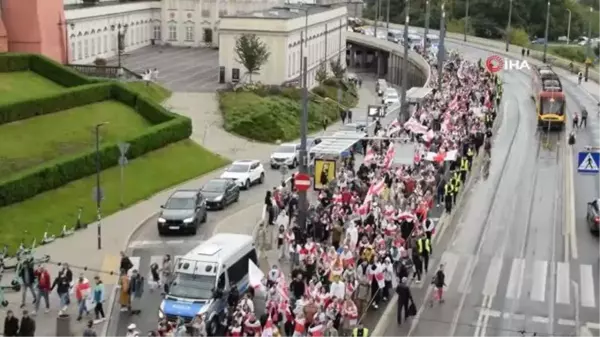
[183,0,195,10]
[91,37,95,56]
[218,9,227,16]
[203,28,212,43]
[84,39,89,58]
[70,42,75,62]
[77,40,82,60]
[185,25,194,41]
[103,35,108,53]
[168,25,177,41]
[153,25,161,40]
[97,36,101,54]
[226,250,258,285]
[168,0,176,9]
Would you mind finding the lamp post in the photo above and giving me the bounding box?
[585,6,592,81]
[95,122,108,250]
[565,9,572,44]
[543,1,550,63]
[58,20,75,64]
[374,0,380,38]
[505,0,513,52]
[437,1,446,93]
[298,6,310,229]
[399,0,410,121]
[424,0,430,55]
[463,0,469,42]
[385,0,391,30]
[117,24,129,69]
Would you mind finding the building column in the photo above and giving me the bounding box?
[361,49,367,68]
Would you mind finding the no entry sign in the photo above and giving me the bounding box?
[295,173,311,191]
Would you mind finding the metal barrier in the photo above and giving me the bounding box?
[67,64,142,80]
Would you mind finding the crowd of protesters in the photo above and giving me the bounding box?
[146,52,502,337]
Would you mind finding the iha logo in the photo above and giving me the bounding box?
[485,55,530,73]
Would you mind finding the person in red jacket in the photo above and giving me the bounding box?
[33,266,51,314]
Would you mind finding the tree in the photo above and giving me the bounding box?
[315,62,328,84]
[234,34,270,83]
[329,58,345,79]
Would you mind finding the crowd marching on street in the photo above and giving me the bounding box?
[1,51,502,337]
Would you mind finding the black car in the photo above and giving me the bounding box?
[157,190,207,235]
[201,179,240,210]
[586,199,600,235]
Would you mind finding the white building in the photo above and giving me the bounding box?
[218,4,347,87]
[63,0,281,65]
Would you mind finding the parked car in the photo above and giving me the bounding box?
[586,199,599,235]
[157,189,207,235]
[270,143,300,169]
[220,159,265,189]
[200,178,240,210]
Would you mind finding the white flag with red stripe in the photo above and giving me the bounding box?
[424,149,458,163]
[363,146,375,164]
[262,315,274,337]
[386,119,402,136]
[404,117,428,134]
[249,260,267,293]
[383,142,395,169]
[424,129,435,142]
[448,95,459,111]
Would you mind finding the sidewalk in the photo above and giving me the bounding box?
[0,74,384,336]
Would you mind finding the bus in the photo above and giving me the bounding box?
[531,65,566,130]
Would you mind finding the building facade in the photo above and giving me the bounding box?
[218,4,347,87]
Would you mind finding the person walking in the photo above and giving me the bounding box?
[118,269,131,312]
[18,310,35,336]
[161,254,173,294]
[120,252,134,274]
[417,233,431,273]
[395,277,414,325]
[51,271,70,313]
[580,108,588,128]
[3,310,19,336]
[19,260,37,308]
[128,270,144,315]
[92,276,106,322]
[75,274,92,321]
[411,249,423,284]
[432,264,446,305]
[33,266,50,314]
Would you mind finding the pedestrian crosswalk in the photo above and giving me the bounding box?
[415,251,599,309]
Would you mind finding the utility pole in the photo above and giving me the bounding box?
[386,0,391,30]
[94,122,108,250]
[424,0,430,55]
[543,1,550,63]
[505,0,513,52]
[585,6,592,81]
[374,0,380,38]
[438,1,446,93]
[464,0,469,42]
[566,9,571,45]
[297,57,309,229]
[399,0,410,121]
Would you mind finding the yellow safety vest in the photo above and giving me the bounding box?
[353,328,369,337]
[417,238,431,254]
[454,177,462,191]
[461,158,469,172]
[467,148,474,158]
[444,183,453,195]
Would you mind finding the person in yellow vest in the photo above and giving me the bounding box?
[452,172,462,203]
[352,323,368,337]
[459,156,470,182]
[417,233,432,272]
[466,146,475,168]
[444,181,454,213]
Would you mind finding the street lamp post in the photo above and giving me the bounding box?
[385,0,391,30]
[297,7,310,229]
[505,0,513,52]
[565,9,572,45]
[424,0,430,55]
[543,1,550,63]
[438,1,446,93]
[374,0,380,38]
[95,122,108,250]
[58,20,74,64]
[399,0,410,121]
[464,0,469,42]
[585,6,593,81]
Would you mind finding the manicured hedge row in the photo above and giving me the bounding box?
[0,83,112,125]
[0,115,192,206]
[0,53,91,87]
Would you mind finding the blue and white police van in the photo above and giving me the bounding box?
[158,233,258,335]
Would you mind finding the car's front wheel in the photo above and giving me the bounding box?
[259,173,265,184]
[244,179,250,190]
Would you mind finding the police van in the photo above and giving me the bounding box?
[159,233,258,335]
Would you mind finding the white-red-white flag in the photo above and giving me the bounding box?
[262,315,274,337]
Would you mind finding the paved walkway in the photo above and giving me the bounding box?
[0,74,382,336]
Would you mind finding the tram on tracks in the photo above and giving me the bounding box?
[531,65,566,130]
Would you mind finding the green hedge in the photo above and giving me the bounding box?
[0,53,91,87]
[549,46,587,63]
[0,83,112,125]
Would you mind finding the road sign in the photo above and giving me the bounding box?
[118,142,130,156]
[577,151,599,173]
[119,156,129,166]
[295,173,311,192]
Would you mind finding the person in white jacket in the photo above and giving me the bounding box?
[423,218,435,240]
[329,278,345,300]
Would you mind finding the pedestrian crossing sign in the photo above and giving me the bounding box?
[577,151,600,173]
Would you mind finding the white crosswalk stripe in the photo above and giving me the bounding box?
[424,252,598,309]
[128,256,141,277]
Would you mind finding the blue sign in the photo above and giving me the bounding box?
[162,299,205,318]
[577,151,599,174]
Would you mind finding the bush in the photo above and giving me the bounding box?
[446,18,474,35]
[550,46,587,63]
[0,53,30,72]
[29,54,91,87]
[509,28,530,47]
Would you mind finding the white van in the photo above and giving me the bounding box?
[159,234,258,334]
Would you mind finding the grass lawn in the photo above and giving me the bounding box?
[0,71,64,105]
[123,81,172,104]
[0,140,229,252]
[0,101,151,180]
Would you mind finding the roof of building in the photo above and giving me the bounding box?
[223,4,338,19]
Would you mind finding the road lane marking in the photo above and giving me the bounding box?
[480,307,501,318]
[531,316,550,324]
[580,264,596,308]
[480,296,495,337]
[565,141,578,260]
[558,319,576,326]
[474,295,490,337]
[458,255,474,293]
[555,262,571,305]
[530,260,548,302]
[506,258,525,299]
[440,252,460,289]
[588,322,600,330]
[482,257,503,297]
[128,256,141,277]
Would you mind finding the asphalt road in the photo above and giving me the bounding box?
[379,42,600,337]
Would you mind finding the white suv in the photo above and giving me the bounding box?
[270,143,300,169]
[220,160,265,190]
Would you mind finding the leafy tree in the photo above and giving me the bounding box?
[315,62,328,84]
[594,43,599,57]
[234,34,270,83]
[509,28,530,47]
[329,58,345,79]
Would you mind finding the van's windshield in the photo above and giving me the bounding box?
[169,273,215,300]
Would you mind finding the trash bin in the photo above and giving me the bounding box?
[56,314,72,336]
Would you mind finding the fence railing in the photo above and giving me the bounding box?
[67,64,142,80]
